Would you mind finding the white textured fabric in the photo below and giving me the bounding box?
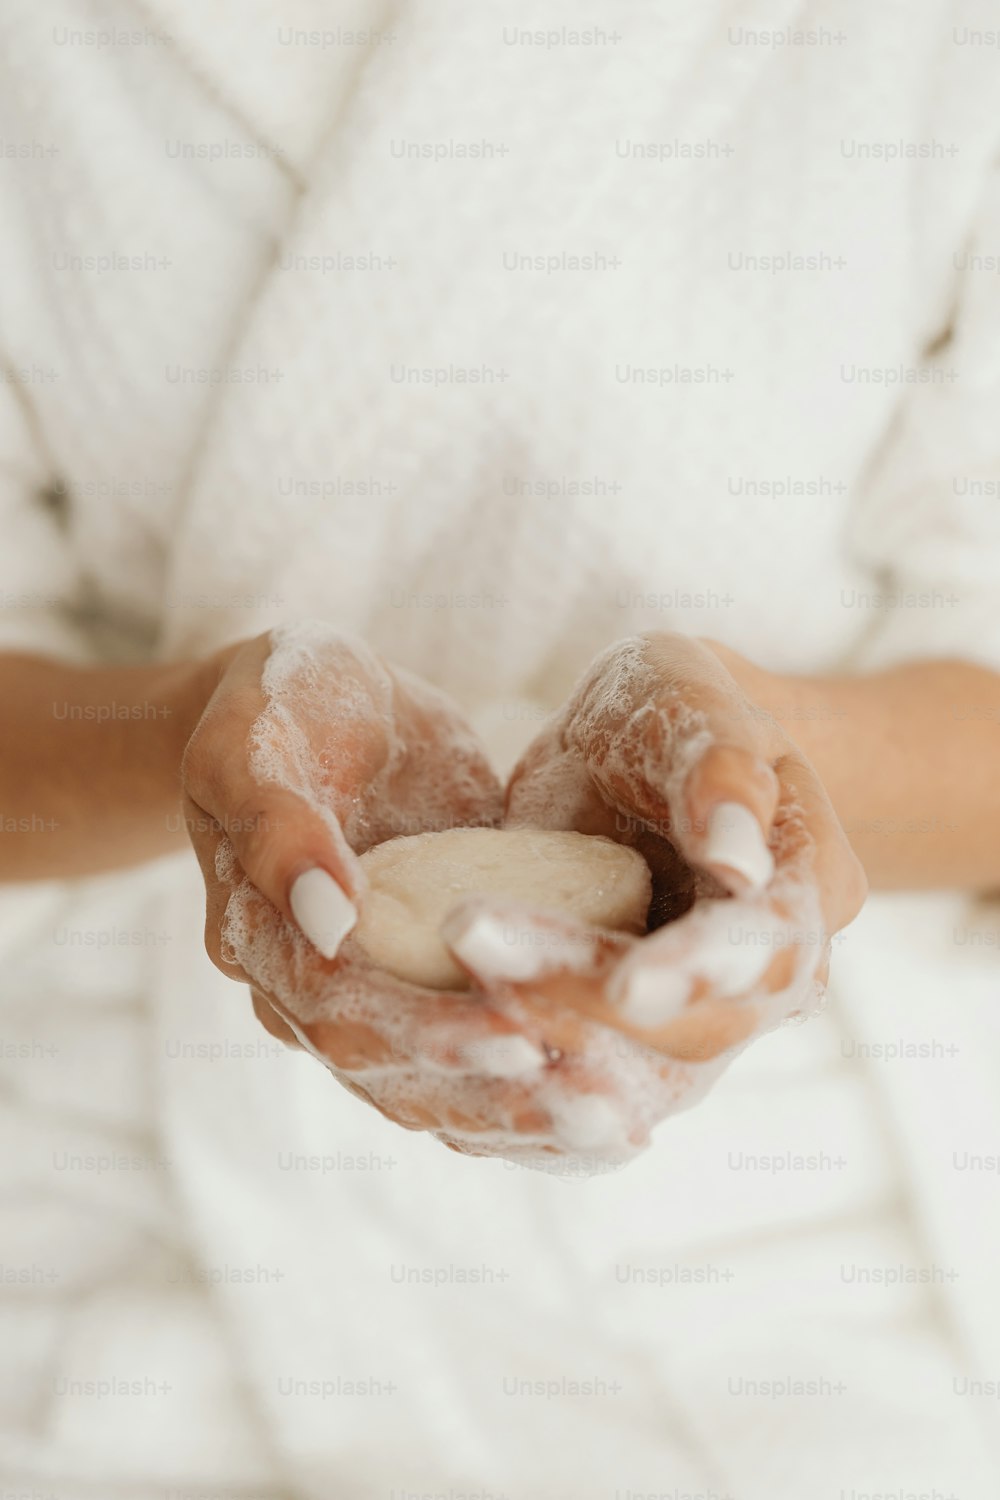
[2,1,1000,1496]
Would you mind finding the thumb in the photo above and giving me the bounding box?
[629,634,779,895]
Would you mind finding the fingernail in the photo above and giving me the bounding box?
[290,868,357,959]
[610,961,691,1026]
[443,911,513,975]
[704,802,774,891]
[446,912,544,982]
[445,910,595,983]
[461,1036,547,1078]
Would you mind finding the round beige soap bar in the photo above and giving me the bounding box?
[354,827,651,990]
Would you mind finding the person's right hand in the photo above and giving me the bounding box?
[180,621,705,1172]
[181,620,503,981]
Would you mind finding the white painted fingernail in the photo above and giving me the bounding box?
[290,868,357,959]
[445,912,516,975]
[444,910,594,983]
[461,1035,547,1078]
[704,802,774,891]
[611,962,691,1026]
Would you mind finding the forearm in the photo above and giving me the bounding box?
[0,652,218,880]
[735,656,1000,891]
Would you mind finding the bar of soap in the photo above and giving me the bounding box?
[354,827,651,989]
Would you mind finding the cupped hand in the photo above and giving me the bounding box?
[471,632,867,1068]
[183,617,505,934]
[181,619,501,1022]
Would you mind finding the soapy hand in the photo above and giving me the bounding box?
[182,618,503,964]
[184,622,693,1171]
[480,633,867,1065]
[183,625,865,1173]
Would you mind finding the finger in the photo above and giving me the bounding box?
[262,933,642,1154]
[225,866,616,1079]
[770,748,868,931]
[251,988,303,1049]
[601,893,819,1047]
[442,897,748,1074]
[680,744,779,894]
[348,995,731,1163]
[438,899,755,1063]
[272,968,556,1080]
[564,960,761,1061]
[430,1010,729,1159]
[183,730,364,962]
[359,1067,561,1142]
[624,636,779,894]
[264,982,576,1146]
[441,897,632,990]
[383,1048,653,1159]
[638,637,860,916]
[529,635,780,894]
[183,793,252,983]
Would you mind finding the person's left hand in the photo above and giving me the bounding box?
[447,632,867,1071]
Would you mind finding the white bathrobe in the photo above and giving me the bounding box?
[2,2,1000,1495]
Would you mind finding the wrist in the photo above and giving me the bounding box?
[697,637,783,708]
[698,638,848,769]
[153,645,237,776]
